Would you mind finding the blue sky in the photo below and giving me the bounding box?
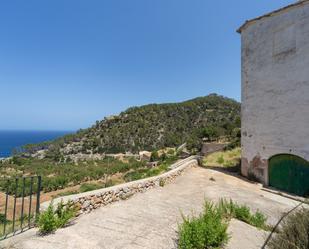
[0,0,293,130]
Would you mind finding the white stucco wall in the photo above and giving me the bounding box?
[240,2,309,184]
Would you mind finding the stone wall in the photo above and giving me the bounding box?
[201,143,226,156]
[240,1,309,184]
[41,156,199,215]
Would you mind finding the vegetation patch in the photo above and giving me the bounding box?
[178,199,269,249]
[178,201,229,249]
[268,207,309,249]
[217,199,269,230]
[0,157,146,195]
[38,200,77,234]
[79,183,105,193]
[124,156,177,182]
[19,94,240,156]
[203,147,241,169]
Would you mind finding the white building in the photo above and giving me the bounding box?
[238,1,309,196]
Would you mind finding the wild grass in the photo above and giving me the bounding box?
[178,199,270,249]
[203,147,241,168]
[217,199,269,230]
[268,207,309,249]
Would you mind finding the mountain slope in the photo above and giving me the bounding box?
[26,94,241,157]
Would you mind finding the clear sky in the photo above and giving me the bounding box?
[0,0,293,131]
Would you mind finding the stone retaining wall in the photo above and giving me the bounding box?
[41,157,198,215]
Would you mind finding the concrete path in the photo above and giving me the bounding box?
[1,166,299,249]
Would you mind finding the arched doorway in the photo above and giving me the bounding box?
[269,154,309,196]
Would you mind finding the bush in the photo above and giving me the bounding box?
[178,199,269,249]
[38,201,76,234]
[217,199,269,230]
[250,211,268,229]
[0,214,10,224]
[268,208,309,249]
[217,155,224,165]
[150,151,159,162]
[55,201,77,228]
[38,204,58,234]
[79,183,104,193]
[178,201,229,249]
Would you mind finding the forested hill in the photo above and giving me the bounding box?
[25,94,241,156]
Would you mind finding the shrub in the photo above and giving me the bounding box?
[38,201,77,234]
[178,199,269,249]
[0,214,10,224]
[250,211,268,229]
[150,151,159,162]
[38,204,58,234]
[55,201,77,228]
[124,170,144,182]
[79,183,104,193]
[234,205,251,223]
[217,155,224,165]
[167,149,175,155]
[178,201,229,249]
[268,208,309,249]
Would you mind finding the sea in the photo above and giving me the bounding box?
[0,130,73,158]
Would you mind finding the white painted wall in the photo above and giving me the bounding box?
[240,2,309,184]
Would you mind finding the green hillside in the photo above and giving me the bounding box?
[24,94,240,157]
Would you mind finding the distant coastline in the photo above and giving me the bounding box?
[0,130,73,157]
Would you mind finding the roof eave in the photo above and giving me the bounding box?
[237,0,309,34]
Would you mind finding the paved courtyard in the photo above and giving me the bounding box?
[1,166,299,249]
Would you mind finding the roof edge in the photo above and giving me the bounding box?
[237,0,309,34]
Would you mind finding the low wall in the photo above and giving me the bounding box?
[41,156,198,215]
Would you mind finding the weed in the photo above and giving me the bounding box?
[178,199,270,249]
[178,201,229,249]
[217,155,224,165]
[217,199,269,230]
[38,203,57,234]
[268,208,309,249]
[38,200,77,234]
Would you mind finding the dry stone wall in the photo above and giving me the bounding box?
[41,156,199,215]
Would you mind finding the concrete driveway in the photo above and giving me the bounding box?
[1,166,300,249]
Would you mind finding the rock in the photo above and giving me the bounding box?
[82,200,91,209]
[123,187,130,193]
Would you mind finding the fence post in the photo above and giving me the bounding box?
[20,177,26,230]
[28,176,34,228]
[35,176,42,220]
[3,179,9,237]
[12,178,18,234]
